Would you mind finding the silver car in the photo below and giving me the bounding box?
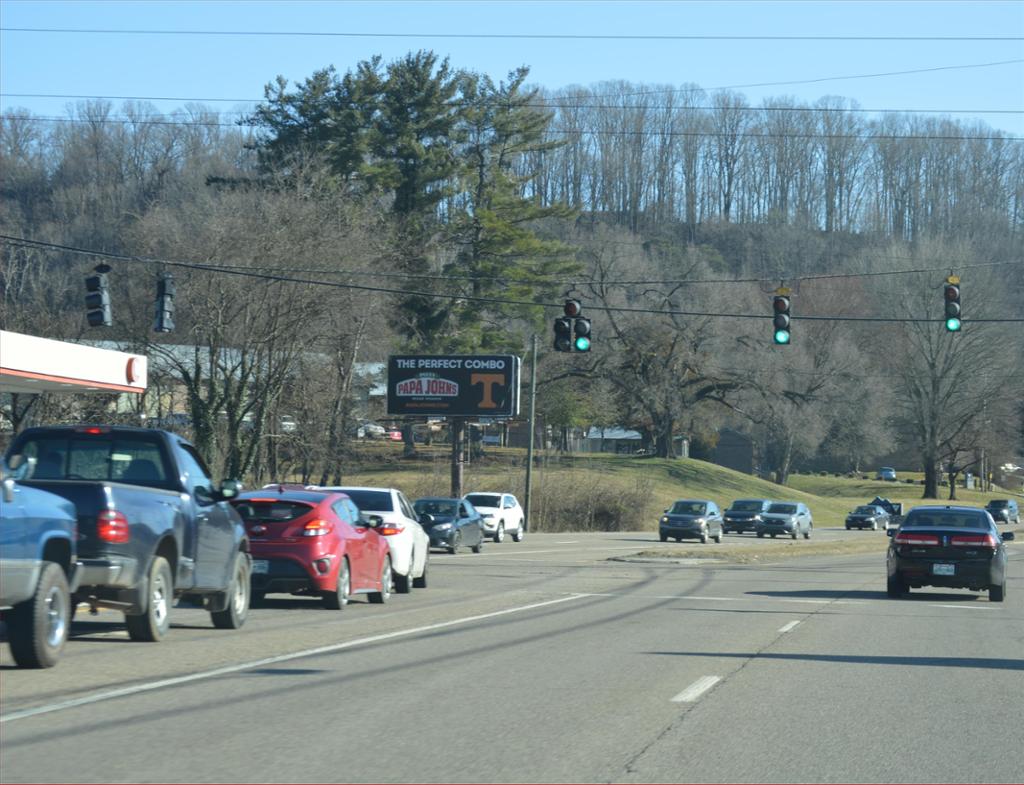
[757,501,813,540]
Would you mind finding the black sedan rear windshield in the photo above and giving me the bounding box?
[904,511,987,528]
[338,490,393,512]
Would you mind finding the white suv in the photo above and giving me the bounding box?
[463,492,525,543]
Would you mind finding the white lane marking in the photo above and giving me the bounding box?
[671,675,721,703]
[779,620,801,633]
[1,594,592,724]
[929,604,996,610]
[556,540,579,544]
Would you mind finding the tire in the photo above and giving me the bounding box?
[713,531,722,544]
[448,533,461,555]
[413,556,428,589]
[211,551,251,629]
[471,536,484,554]
[845,525,851,531]
[887,575,906,598]
[512,522,524,542]
[659,532,668,543]
[7,562,70,669]
[494,523,505,544]
[872,522,878,531]
[804,526,811,540]
[125,556,173,642]
[699,526,708,544]
[791,528,798,540]
[394,557,414,594]
[989,581,1005,603]
[369,557,392,604]
[770,533,776,539]
[757,532,765,538]
[322,557,351,610]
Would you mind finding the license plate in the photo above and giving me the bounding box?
[932,563,955,576]
[252,560,269,574]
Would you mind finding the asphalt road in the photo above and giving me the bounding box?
[1,530,1021,784]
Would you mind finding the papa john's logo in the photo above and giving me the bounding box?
[396,374,459,397]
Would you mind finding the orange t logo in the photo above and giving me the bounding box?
[471,373,504,409]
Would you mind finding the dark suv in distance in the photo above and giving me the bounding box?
[887,505,1014,602]
[722,498,772,534]
[984,499,1020,525]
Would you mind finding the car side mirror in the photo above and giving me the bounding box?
[367,514,384,528]
[2,476,15,504]
[886,528,896,537]
[1001,532,1015,541]
[419,513,434,525]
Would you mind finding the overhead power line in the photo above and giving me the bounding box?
[3,234,1023,324]
[3,114,1019,141]
[3,27,1022,41]
[5,91,1022,117]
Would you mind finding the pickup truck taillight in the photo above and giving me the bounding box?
[97,510,130,543]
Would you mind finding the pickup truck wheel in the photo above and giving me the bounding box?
[8,563,70,668]
[211,551,251,629]
[369,557,392,604]
[126,556,173,642]
[322,558,350,610]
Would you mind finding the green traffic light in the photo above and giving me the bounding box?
[773,330,791,345]
[945,317,962,332]
[574,336,591,351]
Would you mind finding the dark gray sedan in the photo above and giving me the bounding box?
[414,497,485,554]
[846,504,891,531]
[659,500,723,544]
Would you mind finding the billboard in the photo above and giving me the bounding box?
[387,355,520,417]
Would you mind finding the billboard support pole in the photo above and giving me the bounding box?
[524,334,538,532]
[450,417,464,498]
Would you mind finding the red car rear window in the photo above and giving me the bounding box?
[233,500,314,523]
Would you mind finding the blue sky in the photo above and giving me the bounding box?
[2,0,1022,134]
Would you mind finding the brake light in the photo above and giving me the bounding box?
[378,524,405,536]
[894,532,940,546]
[950,534,998,548]
[75,426,110,435]
[97,510,130,543]
[302,519,333,537]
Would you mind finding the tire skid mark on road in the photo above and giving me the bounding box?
[0,594,592,725]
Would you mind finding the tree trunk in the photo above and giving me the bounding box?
[923,459,939,499]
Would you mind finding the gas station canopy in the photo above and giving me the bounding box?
[0,330,147,395]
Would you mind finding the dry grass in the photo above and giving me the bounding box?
[628,537,892,564]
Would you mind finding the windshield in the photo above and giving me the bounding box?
[232,500,313,523]
[337,489,393,512]
[17,435,173,489]
[768,503,797,515]
[415,499,458,516]
[854,506,877,515]
[669,501,706,515]
[903,511,987,529]
[730,500,765,512]
[987,500,1008,508]
[465,494,501,508]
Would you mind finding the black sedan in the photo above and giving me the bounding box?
[887,505,1015,602]
[846,504,891,531]
[413,497,485,554]
[659,500,723,544]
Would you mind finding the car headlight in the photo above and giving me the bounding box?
[434,522,453,530]
[694,518,706,525]
[660,517,669,524]
[752,515,762,521]
[480,512,493,519]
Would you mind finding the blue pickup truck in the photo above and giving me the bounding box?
[0,455,78,667]
[6,426,251,642]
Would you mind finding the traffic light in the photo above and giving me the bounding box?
[772,294,791,345]
[554,299,591,353]
[573,315,591,352]
[943,277,961,332]
[153,273,175,333]
[84,269,112,327]
[553,316,573,352]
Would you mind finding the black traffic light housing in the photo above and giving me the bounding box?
[944,278,961,332]
[554,299,591,352]
[154,273,175,333]
[772,294,791,344]
[84,266,112,328]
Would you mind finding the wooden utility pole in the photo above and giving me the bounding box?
[524,334,538,532]
[450,417,464,498]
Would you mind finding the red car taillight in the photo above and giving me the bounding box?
[950,534,998,548]
[302,519,333,537]
[378,524,405,536]
[894,532,940,546]
[97,510,130,543]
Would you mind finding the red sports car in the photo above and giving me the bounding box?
[231,488,392,609]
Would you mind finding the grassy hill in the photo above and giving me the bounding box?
[328,444,1011,532]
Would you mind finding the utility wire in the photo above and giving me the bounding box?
[6,91,1022,116]
[3,114,1018,141]
[4,27,1021,41]
[4,234,1023,323]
